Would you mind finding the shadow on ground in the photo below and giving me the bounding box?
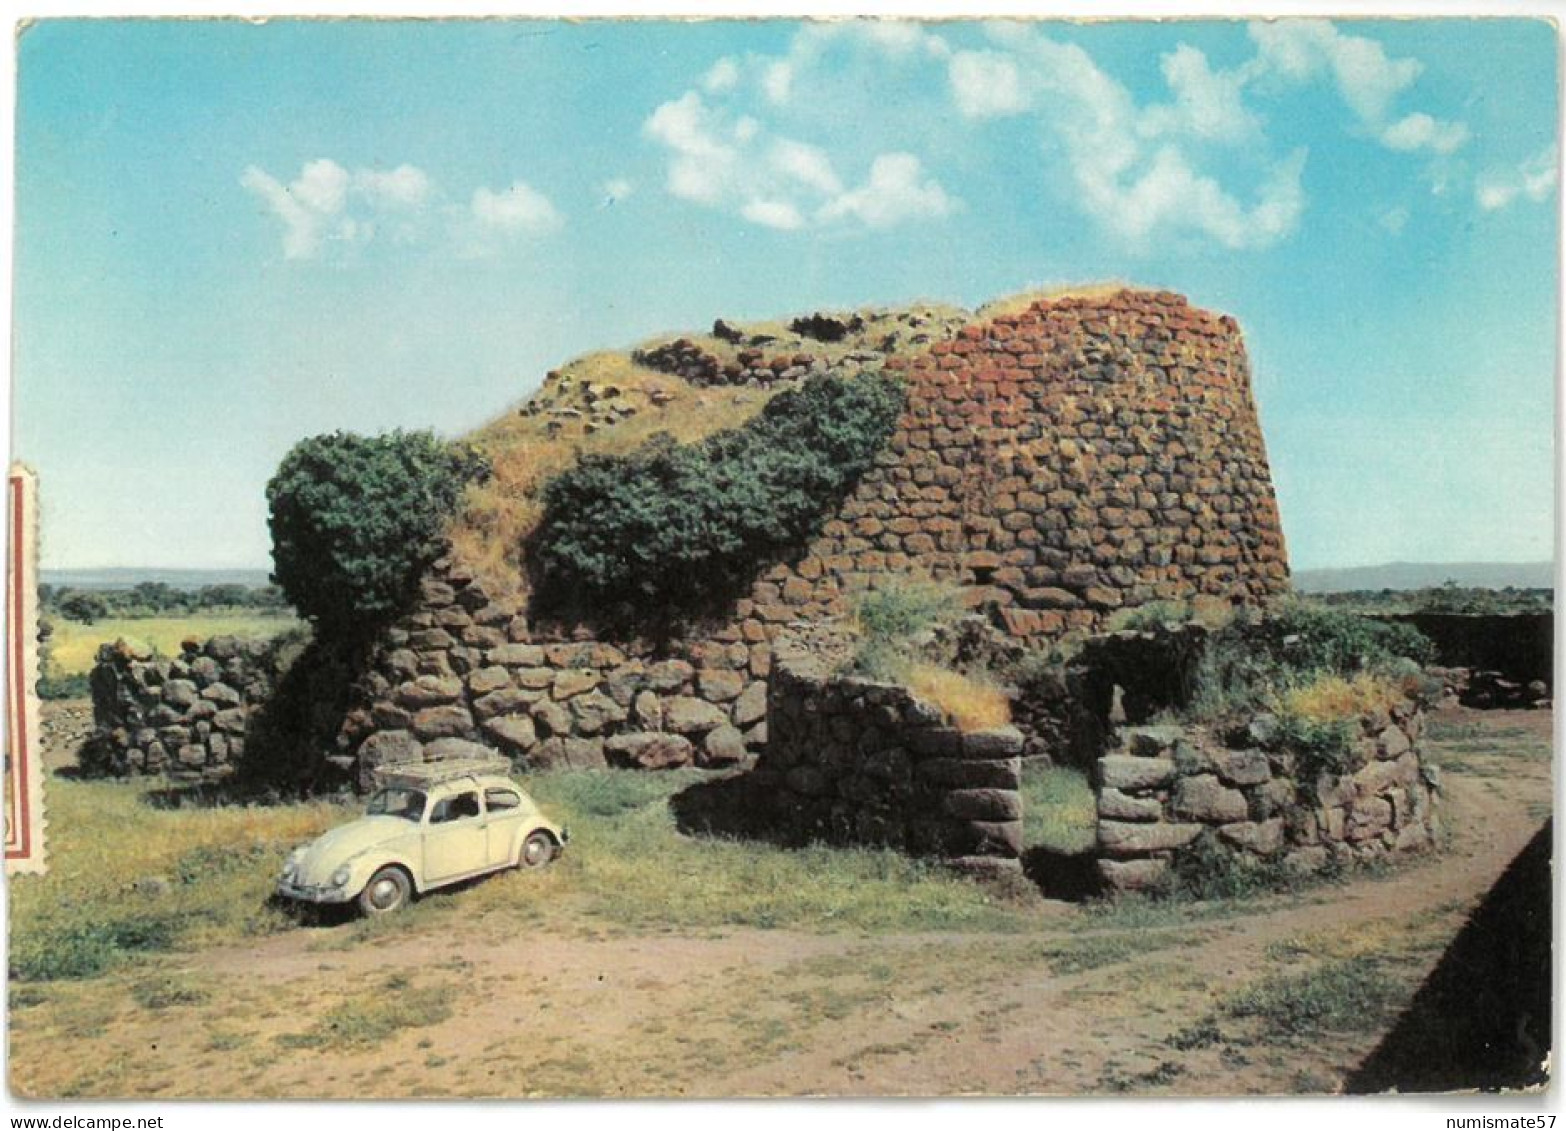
[1346,818,1553,1094]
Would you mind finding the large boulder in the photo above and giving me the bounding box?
[605,732,694,770]
[664,696,728,735]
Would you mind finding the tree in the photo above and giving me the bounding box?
[57,589,110,624]
[266,430,490,638]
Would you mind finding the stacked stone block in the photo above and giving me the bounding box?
[1095,708,1440,893]
[752,289,1290,640]
[339,563,771,786]
[745,632,1025,876]
[85,635,279,781]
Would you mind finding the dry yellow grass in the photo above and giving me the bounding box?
[1277,672,1410,723]
[975,281,1140,321]
[448,354,780,598]
[904,663,1011,732]
[444,300,973,598]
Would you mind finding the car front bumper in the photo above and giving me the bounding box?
[276,878,352,904]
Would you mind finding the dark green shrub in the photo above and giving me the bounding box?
[10,912,183,982]
[56,590,109,625]
[266,430,489,637]
[1227,603,1435,676]
[530,372,905,626]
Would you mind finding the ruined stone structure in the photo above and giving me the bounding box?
[1095,710,1441,893]
[327,289,1289,781]
[745,629,1025,876]
[88,288,1293,798]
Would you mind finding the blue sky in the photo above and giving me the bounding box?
[12,17,1558,572]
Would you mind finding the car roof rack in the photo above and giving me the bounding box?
[372,757,514,789]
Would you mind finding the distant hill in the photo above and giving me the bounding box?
[1294,562,1554,594]
[42,567,274,591]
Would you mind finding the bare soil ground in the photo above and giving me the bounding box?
[8,706,1552,1099]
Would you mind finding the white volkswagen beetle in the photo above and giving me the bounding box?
[277,758,569,916]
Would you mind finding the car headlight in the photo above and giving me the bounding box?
[330,866,352,889]
[280,848,304,881]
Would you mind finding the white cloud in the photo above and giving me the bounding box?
[601,177,634,205]
[1379,205,1410,235]
[1379,112,1470,155]
[1477,146,1559,211]
[243,158,562,259]
[354,164,433,208]
[702,57,740,94]
[950,50,1027,119]
[1140,44,1259,144]
[817,152,955,229]
[762,60,794,105]
[241,159,359,260]
[950,28,1301,252]
[643,91,746,206]
[642,87,955,233]
[291,158,351,214]
[471,182,562,234]
[1248,20,1419,124]
[768,139,843,195]
[1246,19,1466,158]
[856,20,951,61]
[741,199,807,230]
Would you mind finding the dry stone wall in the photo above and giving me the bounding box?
[337,565,771,788]
[83,635,283,780]
[748,290,1290,641]
[743,630,1026,876]
[1094,708,1440,893]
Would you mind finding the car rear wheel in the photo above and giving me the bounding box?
[519,830,557,870]
[357,865,411,916]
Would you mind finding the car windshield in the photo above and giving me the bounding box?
[367,787,427,821]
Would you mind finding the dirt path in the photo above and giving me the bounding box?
[10,708,1552,1098]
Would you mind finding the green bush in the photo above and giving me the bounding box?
[1228,602,1434,676]
[1271,712,1359,780]
[844,578,962,679]
[531,372,905,625]
[266,430,490,637]
[1186,603,1433,724]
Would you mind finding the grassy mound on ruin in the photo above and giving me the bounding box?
[446,301,968,600]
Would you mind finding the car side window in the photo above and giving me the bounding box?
[485,788,521,813]
[430,791,481,824]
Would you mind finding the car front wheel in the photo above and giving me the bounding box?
[357,865,412,916]
[519,831,557,870]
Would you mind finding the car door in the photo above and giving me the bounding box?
[423,788,488,883]
[483,787,526,867]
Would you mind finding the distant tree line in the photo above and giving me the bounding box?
[1306,583,1553,616]
[39,581,293,624]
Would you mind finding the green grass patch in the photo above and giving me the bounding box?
[1020,763,1097,854]
[1221,957,1401,1041]
[281,976,453,1049]
[47,613,299,675]
[8,778,350,982]
[524,769,1035,934]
